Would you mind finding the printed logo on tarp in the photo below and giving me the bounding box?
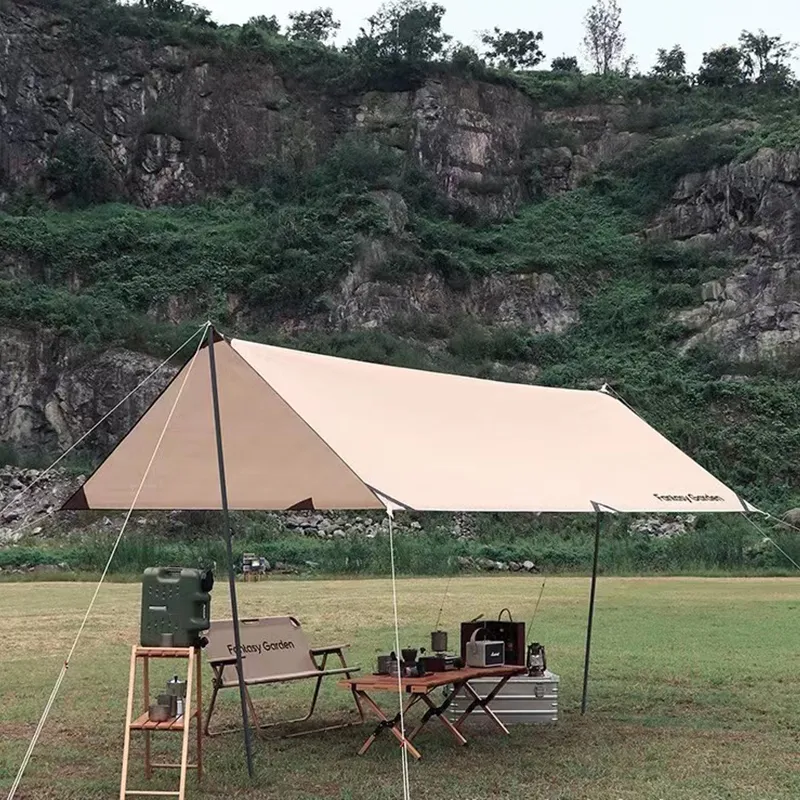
[653,493,725,503]
[227,640,296,656]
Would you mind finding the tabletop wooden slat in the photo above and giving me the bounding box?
[339,665,527,694]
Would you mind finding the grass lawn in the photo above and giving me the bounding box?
[1,575,799,799]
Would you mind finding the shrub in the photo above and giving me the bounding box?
[44,133,117,207]
[603,128,745,217]
[656,283,698,308]
[551,56,581,74]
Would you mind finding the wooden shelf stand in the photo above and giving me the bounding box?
[119,646,202,800]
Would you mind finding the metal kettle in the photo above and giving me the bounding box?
[167,675,187,716]
[430,630,448,653]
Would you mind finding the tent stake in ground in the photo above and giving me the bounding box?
[581,509,603,715]
[206,326,255,777]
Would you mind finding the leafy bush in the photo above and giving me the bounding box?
[656,283,698,308]
[136,0,213,26]
[44,133,118,207]
[500,190,639,274]
[449,45,487,78]
[286,8,340,43]
[697,46,749,89]
[512,71,672,108]
[480,28,545,70]
[344,0,451,90]
[550,56,581,74]
[601,128,746,217]
[446,321,493,361]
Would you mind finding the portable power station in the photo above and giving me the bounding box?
[465,628,505,668]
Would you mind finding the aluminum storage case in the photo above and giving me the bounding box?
[446,670,559,725]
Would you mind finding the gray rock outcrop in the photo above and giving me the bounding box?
[0,327,174,457]
[647,147,800,364]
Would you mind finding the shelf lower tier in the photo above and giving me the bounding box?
[129,713,194,732]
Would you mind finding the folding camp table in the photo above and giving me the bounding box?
[340,665,527,759]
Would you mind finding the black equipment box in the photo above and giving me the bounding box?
[419,654,462,672]
[460,608,525,666]
[140,566,213,648]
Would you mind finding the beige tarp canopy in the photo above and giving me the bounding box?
[64,334,753,515]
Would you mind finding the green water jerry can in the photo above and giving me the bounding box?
[140,567,213,648]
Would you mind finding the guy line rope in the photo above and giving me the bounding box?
[603,382,800,573]
[0,322,208,524]
[5,322,209,800]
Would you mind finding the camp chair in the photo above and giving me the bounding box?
[204,616,363,738]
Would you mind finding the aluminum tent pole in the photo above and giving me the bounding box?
[206,325,255,777]
[581,509,602,715]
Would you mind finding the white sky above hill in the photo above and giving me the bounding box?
[198,0,800,73]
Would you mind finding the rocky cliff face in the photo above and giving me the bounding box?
[533,105,645,196]
[3,0,800,464]
[1,0,630,218]
[649,147,800,364]
[0,327,174,457]
[1,0,337,205]
[2,1,588,457]
[291,190,579,336]
[332,267,579,335]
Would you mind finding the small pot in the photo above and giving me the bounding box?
[431,630,448,653]
[149,703,170,722]
[376,655,395,675]
[158,693,177,717]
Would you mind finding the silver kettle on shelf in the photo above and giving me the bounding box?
[167,675,187,717]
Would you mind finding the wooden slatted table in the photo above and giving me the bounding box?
[339,665,527,760]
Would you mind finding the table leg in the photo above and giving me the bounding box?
[119,647,137,800]
[454,676,514,735]
[409,693,467,746]
[350,685,365,723]
[355,690,423,760]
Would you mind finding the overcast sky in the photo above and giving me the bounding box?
[200,0,799,73]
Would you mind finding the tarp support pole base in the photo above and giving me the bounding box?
[581,510,602,715]
[207,325,256,778]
